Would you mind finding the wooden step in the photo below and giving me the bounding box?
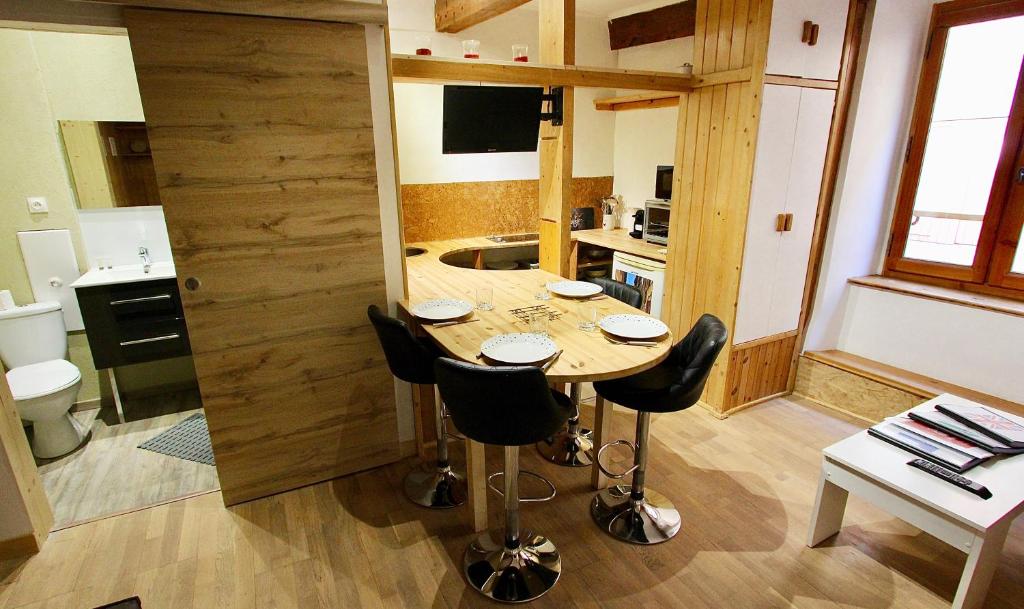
[799,350,1023,419]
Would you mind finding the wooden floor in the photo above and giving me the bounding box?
[34,390,220,529]
[2,396,1022,609]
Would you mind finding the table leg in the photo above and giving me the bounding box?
[465,438,488,533]
[591,396,613,490]
[953,521,1011,609]
[807,466,849,547]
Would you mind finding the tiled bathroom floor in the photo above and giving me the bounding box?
[33,389,220,529]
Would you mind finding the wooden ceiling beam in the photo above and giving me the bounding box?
[608,1,697,51]
[434,0,531,33]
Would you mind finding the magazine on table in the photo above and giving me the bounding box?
[908,408,1024,455]
[867,421,989,473]
[935,404,1024,449]
[888,416,994,459]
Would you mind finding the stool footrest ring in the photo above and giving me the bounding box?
[595,439,639,480]
[486,470,557,503]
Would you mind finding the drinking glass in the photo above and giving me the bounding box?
[462,39,481,59]
[577,302,598,332]
[535,284,551,300]
[415,34,432,56]
[476,286,494,311]
[530,310,548,336]
[512,44,529,62]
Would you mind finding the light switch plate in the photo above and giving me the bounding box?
[27,196,48,214]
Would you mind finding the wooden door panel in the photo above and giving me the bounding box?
[125,8,398,505]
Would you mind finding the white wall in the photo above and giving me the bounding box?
[838,286,1024,403]
[804,0,935,350]
[611,37,691,211]
[387,0,617,184]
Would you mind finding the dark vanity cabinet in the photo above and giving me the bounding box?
[75,279,191,369]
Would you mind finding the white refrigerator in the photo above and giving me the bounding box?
[611,252,667,319]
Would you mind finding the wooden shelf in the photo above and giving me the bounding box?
[391,54,693,92]
[594,92,681,111]
[577,258,613,269]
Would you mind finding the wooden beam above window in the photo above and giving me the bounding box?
[434,0,532,33]
[608,1,697,50]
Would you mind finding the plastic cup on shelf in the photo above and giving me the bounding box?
[513,44,528,62]
[463,39,481,59]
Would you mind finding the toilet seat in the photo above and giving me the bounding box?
[6,359,82,400]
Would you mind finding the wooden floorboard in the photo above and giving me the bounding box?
[2,396,1022,608]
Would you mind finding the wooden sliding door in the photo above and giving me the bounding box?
[124,9,399,505]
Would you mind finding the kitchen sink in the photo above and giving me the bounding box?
[487,233,539,243]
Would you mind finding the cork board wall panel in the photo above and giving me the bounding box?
[402,176,613,243]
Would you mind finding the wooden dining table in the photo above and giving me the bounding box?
[400,237,673,532]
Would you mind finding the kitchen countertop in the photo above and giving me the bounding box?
[573,228,668,262]
[70,262,176,289]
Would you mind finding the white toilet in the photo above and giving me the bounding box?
[0,302,85,458]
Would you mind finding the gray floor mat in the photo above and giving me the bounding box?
[138,413,215,465]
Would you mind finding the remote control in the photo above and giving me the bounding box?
[908,459,992,499]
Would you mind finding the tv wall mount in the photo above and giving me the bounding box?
[541,87,564,127]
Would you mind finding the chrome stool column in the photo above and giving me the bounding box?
[591,411,680,544]
[404,386,466,508]
[589,314,728,545]
[536,383,593,467]
[367,305,466,509]
[465,446,560,603]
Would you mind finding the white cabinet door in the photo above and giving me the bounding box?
[766,0,849,80]
[734,85,801,345]
[768,87,836,336]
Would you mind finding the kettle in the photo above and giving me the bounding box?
[630,209,645,239]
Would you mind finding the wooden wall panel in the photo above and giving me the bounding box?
[400,176,612,243]
[125,9,399,505]
[663,0,773,416]
[723,331,797,412]
[0,371,52,555]
[793,356,922,423]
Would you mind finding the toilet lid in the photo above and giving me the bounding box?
[6,359,81,400]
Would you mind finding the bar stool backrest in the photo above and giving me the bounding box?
[667,314,729,411]
[586,276,643,309]
[367,304,438,385]
[435,358,573,447]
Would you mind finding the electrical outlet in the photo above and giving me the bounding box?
[27,196,48,214]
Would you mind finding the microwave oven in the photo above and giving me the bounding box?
[643,200,670,245]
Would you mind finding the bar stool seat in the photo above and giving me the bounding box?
[436,358,573,603]
[591,314,727,545]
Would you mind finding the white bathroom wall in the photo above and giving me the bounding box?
[76,206,173,269]
[387,0,617,184]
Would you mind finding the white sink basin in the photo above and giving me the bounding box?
[71,262,176,289]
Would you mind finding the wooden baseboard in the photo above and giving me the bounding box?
[0,534,40,560]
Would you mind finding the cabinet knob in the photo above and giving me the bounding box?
[184,277,202,291]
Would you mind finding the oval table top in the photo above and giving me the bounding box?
[401,237,672,383]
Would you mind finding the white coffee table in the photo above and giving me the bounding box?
[807,394,1024,609]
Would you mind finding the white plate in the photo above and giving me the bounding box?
[410,298,474,322]
[546,280,602,298]
[599,314,669,341]
[480,333,558,364]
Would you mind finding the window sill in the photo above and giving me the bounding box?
[848,275,1024,319]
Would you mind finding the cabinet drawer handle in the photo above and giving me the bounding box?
[110,294,172,306]
[120,333,180,347]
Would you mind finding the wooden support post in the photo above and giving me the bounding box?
[538,0,575,278]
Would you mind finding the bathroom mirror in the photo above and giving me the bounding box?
[59,120,161,208]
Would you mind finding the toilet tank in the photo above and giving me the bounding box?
[0,302,68,369]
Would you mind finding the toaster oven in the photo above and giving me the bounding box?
[643,200,671,245]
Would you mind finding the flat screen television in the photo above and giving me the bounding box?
[655,165,673,201]
[442,85,544,154]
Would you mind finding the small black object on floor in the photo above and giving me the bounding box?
[95,598,141,609]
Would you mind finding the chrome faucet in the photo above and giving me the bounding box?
[139,246,152,273]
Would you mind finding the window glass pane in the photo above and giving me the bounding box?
[1013,226,1024,274]
[904,16,1024,266]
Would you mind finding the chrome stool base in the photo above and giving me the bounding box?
[403,465,466,509]
[464,532,561,603]
[591,485,681,545]
[536,428,593,467]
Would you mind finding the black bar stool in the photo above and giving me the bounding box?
[367,305,466,509]
[591,314,727,544]
[536,277,643,467]
[435,358,574,603]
